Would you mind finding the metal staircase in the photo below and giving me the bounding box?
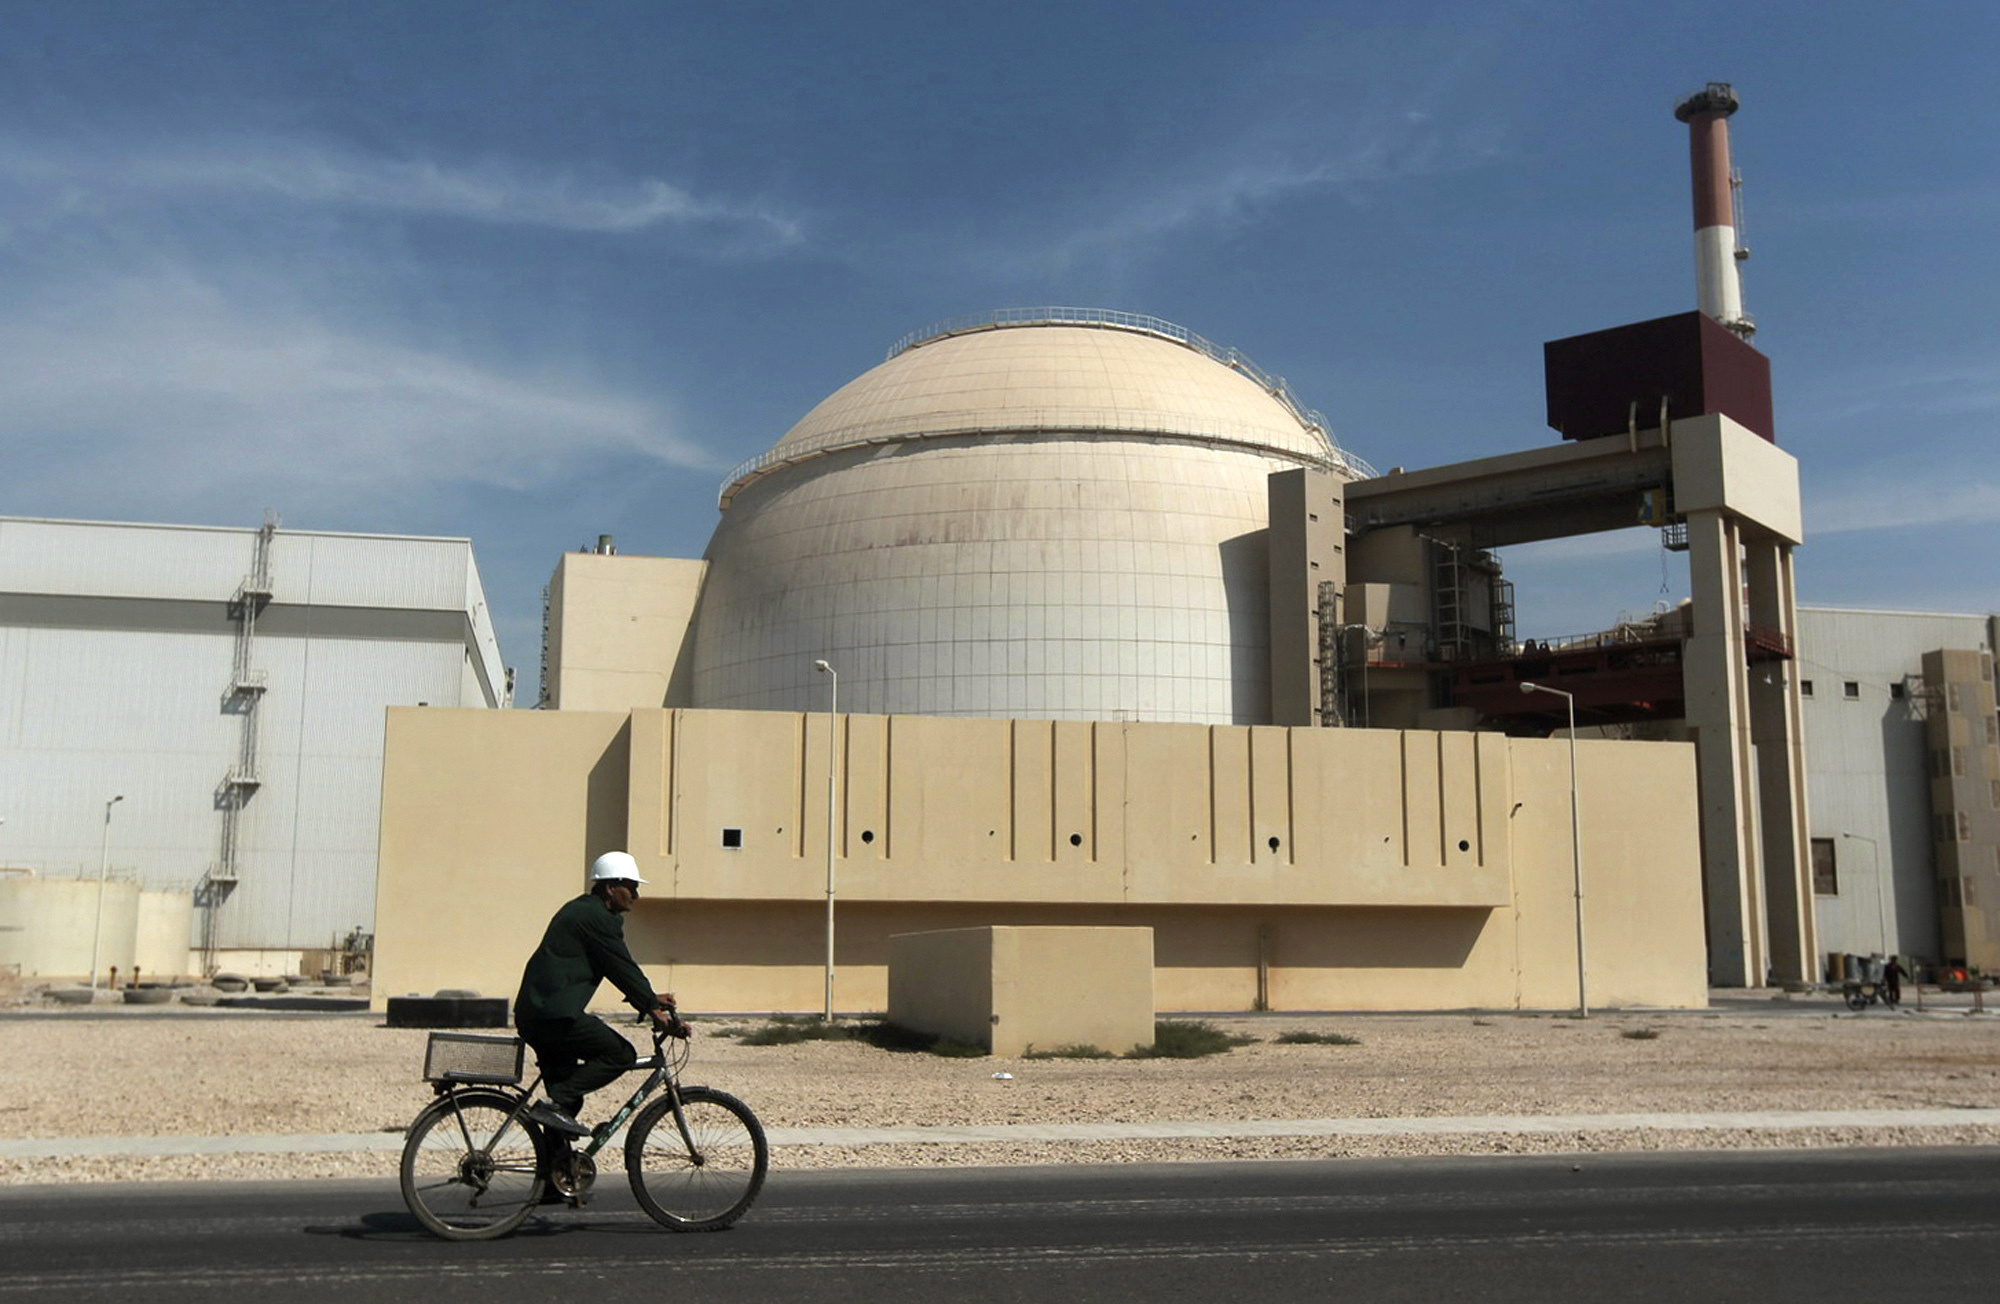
[199,512,276,972]
[1432,541,1471,662]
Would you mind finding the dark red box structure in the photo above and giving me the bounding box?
[1543,311,1774,443]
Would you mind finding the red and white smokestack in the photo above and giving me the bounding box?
[1674,82,1754,339]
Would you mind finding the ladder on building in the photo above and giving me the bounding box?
[200,511,276,973]
[1433,541,1471,662]
[1491,575,1517,656]
[538,584,552,708]
[1315,580,1342,726]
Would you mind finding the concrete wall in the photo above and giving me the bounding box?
[374,708,633,1002]
[545,553,706,711]
[1267,468,1347,727]
[375,707,1706,1014]
[889,926,1155,1056]
[1926,648,2000,968]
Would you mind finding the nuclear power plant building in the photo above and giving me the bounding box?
[374,309,1787,1014]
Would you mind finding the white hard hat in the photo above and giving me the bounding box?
[589,851,647,884]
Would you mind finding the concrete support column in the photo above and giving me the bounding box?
[1745,540,1816,983]
[1683,509,1765,985]
[1266,468,1347,727]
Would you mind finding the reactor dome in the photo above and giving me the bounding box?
[687,309,1371,725]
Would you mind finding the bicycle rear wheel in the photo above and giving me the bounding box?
[400,1089,547,1240]
[625,1086,768,1231]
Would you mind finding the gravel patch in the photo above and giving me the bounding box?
[4,1000,1999,1183]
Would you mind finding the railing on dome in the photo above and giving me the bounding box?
[717,309,1377,508]
[889,308,1377,479]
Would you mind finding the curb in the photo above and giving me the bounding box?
[8,1107,2000,1160]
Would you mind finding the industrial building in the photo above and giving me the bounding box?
[375,85,1818,1014]
[0,515,506,980]
[1795,607,2000,970]
[378,308,1713,1013]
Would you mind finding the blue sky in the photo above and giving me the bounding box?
[2,1,1993,682]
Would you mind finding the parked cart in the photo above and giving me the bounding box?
[1841,979,1883,1011]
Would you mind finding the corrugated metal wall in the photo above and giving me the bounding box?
[0,517,504,953]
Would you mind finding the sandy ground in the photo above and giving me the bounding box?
[6,996,2000,1184]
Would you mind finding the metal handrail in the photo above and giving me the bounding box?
[718,411,1363,510]
[718,309,1375,506]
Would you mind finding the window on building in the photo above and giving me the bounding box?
[1941,875,1963,909]
[1965,876,1978,907]
[1844,681,1861,699]
[1890,682,1907,700]
[1811,838,1838,895]
[1801,680,1814,698]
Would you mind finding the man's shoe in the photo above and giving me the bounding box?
[524,1100,590,1137]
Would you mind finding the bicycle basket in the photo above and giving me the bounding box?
[422,1032,525,1085]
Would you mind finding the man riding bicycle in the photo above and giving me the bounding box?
[513,850,682,1138]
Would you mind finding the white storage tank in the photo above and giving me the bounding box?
[0,875,138,980]
[134,888,195,982]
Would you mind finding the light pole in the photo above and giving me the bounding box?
[1521,682,1586,1017]
[812,660,838,1021]
[89,794,124,990]
[1841,830,1889,957]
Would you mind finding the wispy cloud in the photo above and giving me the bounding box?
[0,270,716,520]
[1782,182,2000,230]
[1808,479,2000,536]
[995,116,1504,281]
[1783,341,2000,432]
[0,133,804,247]
[980,22,1513,280]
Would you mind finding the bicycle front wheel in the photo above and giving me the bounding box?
[625,1086,768,1231]
[400,1089,547,1241]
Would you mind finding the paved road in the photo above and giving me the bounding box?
[3,1149,1996,1302]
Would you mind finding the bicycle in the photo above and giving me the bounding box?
[399,1016,768,1241]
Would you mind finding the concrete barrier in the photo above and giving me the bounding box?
[888,926,1154,1056]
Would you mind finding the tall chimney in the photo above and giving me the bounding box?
[1674,82,1753,340]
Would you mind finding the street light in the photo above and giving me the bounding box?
[1840,830,1890,957]
[1521,682,1586,1017]
[89,794,124,990]
[812,660,838,1021]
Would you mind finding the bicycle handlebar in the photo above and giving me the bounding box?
[635,1009,693,1040]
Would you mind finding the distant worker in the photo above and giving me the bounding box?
[513,851,681,1137]
[1882,955,1906,1008]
